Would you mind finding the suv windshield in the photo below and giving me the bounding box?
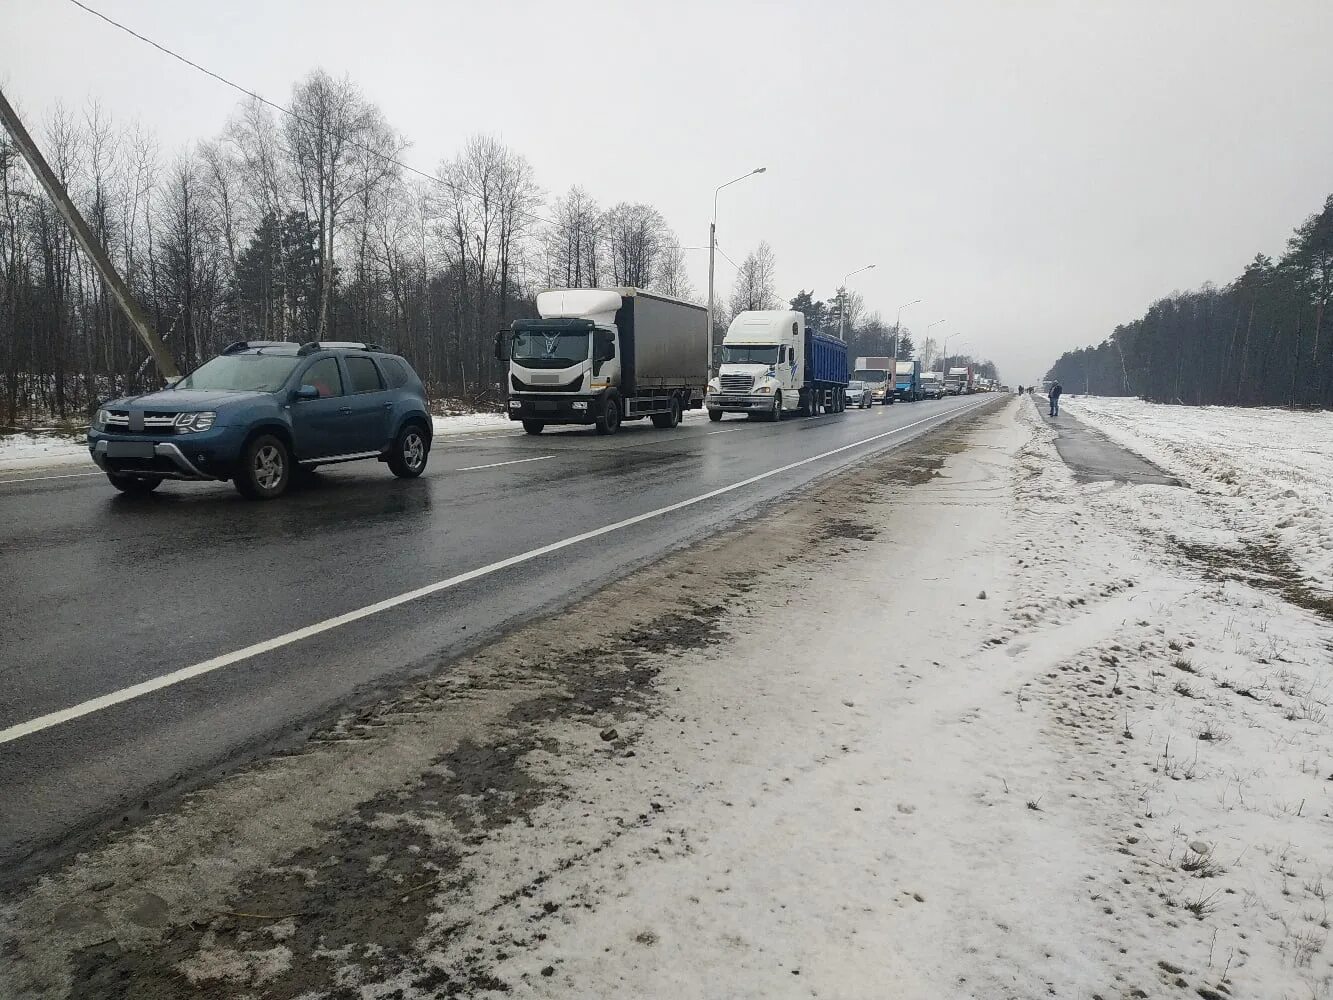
[511,329,589,369]
[722,345,779,364]
[177,355,301,392]
[853,369,888,384]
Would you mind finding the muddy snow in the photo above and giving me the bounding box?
[3,399,1331,999]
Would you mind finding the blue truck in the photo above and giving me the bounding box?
[709,310,850,419]
[893,359,923,402]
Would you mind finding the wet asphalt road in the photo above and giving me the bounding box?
[0,394,996,877]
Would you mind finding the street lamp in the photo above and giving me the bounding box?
[890,298,921,360]
[939,329,965,380]
[837,264,876,341]
[707,167,766,377]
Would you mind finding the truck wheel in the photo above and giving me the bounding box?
[234,433,291,500]
[108,474,162,495]
[651,396,682,429]
[708,409,723,423]
[596,397,621,435]
[522,420,545,435]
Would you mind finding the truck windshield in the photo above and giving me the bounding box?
[722,345,779,365]
[511,330,590,369]
[853,369,888,384]
[178,355,301,391]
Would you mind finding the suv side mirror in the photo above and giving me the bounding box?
[294,384,320,401]
[494,331,509,362]
[164,375,183,388]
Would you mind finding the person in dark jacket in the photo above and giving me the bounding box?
[1049,381,1063,417]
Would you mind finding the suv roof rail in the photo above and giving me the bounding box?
[297,340,385,355]
[222,340,292,354]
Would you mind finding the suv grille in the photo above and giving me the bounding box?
[103,410,179,434]
[718,374,754,394]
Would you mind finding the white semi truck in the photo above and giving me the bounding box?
[707,310,849,420]
[499,287,707,435]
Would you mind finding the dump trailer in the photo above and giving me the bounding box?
[708,310,849,420]
[853,355,895,405]
[500,287,707,435]
[893,359,922,402]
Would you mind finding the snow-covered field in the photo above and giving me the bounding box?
[1062,396,1333,593]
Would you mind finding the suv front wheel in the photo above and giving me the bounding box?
[234,433,291,500]
[388,423,429,478]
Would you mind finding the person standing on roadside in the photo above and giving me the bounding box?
[1018,384,1025,396]
[1049,381,1063,417]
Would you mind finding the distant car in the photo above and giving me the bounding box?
[88,341,433,500]
[944,382,963,396]
[920,378,946,400]
[845,380,873,408]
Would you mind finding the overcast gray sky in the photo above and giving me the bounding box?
[6,0,1333,382]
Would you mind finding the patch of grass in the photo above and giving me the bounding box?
[1184,889,1221,919]
[1173,657,1198,674]
[1196,723,1227,743]
[1168,640,1184,652]
[1180,853,1226,879]
[1173,680,1197,699]
[1026,797,1043,812]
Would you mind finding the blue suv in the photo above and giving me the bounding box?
[88,341,433,499]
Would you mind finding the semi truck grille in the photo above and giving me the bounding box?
[718,374,754,393]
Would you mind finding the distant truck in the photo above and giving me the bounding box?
[853,356,895,404]
[945,365,975,395]
[893,360,922,402]
[708,311,849,420]
[499,287,707,435]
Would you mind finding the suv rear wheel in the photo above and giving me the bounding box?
[388,423,429,478]
[234,433,291,500]
[108,474,162,495]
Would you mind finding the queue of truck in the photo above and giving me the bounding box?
[496,286,984,434]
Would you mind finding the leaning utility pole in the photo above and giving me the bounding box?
[0,86,179,379]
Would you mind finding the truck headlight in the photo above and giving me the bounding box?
[174,411,216,433]
[755,385,773,394]
[707,380,719,393]
[571,401,588,411]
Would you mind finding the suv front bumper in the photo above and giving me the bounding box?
[88,425,245,480]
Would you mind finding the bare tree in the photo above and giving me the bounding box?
[729,240,779,314]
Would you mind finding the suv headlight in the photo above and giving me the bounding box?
[174,411,216,433]
[93,408,110,431]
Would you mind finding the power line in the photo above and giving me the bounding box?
[63,0,738,271]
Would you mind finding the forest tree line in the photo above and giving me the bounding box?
[0,69,994,425]
[1046,192,1333,406]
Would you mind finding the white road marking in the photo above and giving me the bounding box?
[0,399,991,746]
[0,471,102,486]
[455,455,554,472]
[706,428,746,436]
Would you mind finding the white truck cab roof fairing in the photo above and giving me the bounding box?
[724,310,803,345]
[536,289,623,327]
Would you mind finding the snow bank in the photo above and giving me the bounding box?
[0,432,90,473]
[1063,396,1333,592]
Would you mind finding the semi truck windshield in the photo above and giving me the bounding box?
[853,369,888,384]
[511,330,590,369]
[721,345,779,364]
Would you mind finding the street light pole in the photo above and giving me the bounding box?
[707,167,766,379]
[837,263,876,341]
[890,297,921,361]
[938,328,961,380]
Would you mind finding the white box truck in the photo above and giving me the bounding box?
[499,287,707,435]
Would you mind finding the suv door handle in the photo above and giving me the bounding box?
[382,402,393,410]
[340,406,353,415]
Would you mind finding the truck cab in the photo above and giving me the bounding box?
[708,311,805,420]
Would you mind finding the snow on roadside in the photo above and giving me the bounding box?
[0,432,90,473]
[1062,395,1333,593]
